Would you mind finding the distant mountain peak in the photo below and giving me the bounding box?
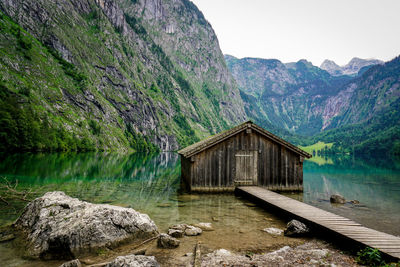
[320,57,383,76]
[320,59,342,76]
[321,59,340,68]
[297,59,313,65]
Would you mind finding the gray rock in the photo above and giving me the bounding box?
[193,222,213,231]
[284,220,309,237]
[169,224,202,236]
[14,191,158,259]
[262,227,283,235]
[167,229,184,238]
[184,225,202,236]
[105,255,160,267]
[157,233,180,248]
[330,194,346,204]
[169,224,187,232]
[59,259,81,267]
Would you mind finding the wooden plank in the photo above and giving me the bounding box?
[237,186,400,260]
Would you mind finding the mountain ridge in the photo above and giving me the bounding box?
[0,0,245,152]
[226,54,400,155]
[225,54,353,135]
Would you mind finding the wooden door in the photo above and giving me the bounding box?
[234,150,258,185]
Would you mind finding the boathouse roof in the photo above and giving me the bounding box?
[178,121,312,158]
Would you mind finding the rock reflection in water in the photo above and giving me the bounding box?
[284,155,400,236]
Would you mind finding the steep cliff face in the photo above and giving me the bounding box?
[118,0,245,124]
[326,56,400,129]
[316,58,400,155]
[0,0,245,152]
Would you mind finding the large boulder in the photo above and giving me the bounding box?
[105,255,160,267]
[284,220,310,237]
[330,194,346,204]
[14,191,158,259]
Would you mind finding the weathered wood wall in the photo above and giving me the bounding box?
[181,130,303,192]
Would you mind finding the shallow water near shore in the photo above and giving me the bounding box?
[0,152,399,266]
[285,155,400,236]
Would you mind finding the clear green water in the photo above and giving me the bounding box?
[0,152,182,228]
[0,152,399,266]
[0,152,299,267]
[299,155,400,236]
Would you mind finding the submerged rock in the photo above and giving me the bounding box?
[156,203,171,208]
[59,259,81,267]
[168,229,184,238]
[262,227,284,236]
[185,225,202,236]
[0,233,15,242]
[330,194,346,204]
[169,224,187,232]
[193,222,214,231]
[284,220,309,237]
[105,255,160,267]
[169,224,202,236]
[14,191,158,259]
[157,233,180,248]
[350,200,360,204]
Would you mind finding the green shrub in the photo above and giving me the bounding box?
[47,46,87,90]
[124,123,159,152]
[0,84,96,152]
[173,71,194,96]
[19,86,31,97]
[356,247,384,266]
[150,83,160,93]
[89,119,101,136]
[173,114,199,147]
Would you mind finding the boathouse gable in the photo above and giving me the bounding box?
[178,121,311,192]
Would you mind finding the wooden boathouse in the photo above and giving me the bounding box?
[178,121,311,192]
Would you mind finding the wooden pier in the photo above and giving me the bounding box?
[236,186,400,259]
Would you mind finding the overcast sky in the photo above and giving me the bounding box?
[190,0,400,66]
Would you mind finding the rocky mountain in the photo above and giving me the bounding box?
[319,60,342,76]
[225,55,353,135]
[320,57,383,76]
[0,0,245,152]
[226,55,400,154]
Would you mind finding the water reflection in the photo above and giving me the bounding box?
[0,152,299,267]
[1,152,399,236]
[0,152,181,225]
[298,155,400,236]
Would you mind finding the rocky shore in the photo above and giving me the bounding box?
[3,191,361,266]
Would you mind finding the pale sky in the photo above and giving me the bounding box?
[190,0,400,66]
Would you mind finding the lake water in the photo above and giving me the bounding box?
[289,155,400,236]
[0,152,399,266]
